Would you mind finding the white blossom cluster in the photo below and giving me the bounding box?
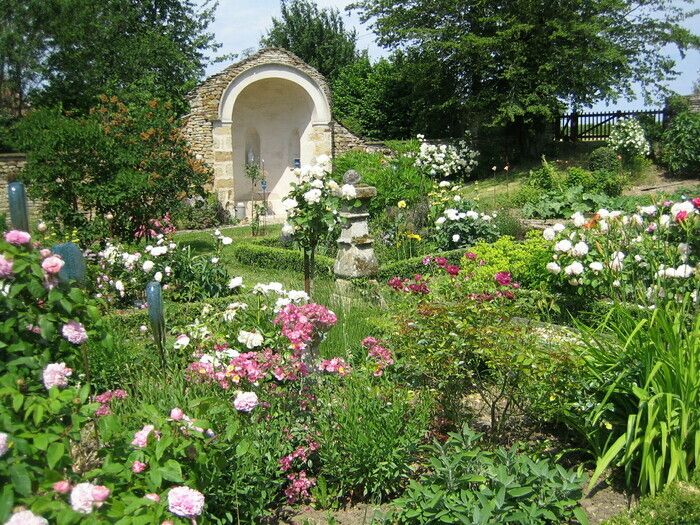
[608,118,650,158]
[414,134,479,179]
[543,199,698,304]
[252,281,309,312]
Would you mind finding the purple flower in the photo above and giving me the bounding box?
[62,321,88,344]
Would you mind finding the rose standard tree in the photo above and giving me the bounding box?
[281,156,357,294]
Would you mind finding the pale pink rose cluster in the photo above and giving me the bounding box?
[42,362,73,389]
[233,391,259,413]
[70,482,110,514]
[131,424,156,448]
[62,320,88,344]
[0,254,13,278]
[132,460,148,473]
[5,510,48,525]
[167,486,205,518]
[4,230,31,245]
[41,254,65,275]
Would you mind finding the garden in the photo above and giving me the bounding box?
[2,0,700,523]
[2,108,699,525]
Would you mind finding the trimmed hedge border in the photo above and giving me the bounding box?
[377,248,469,279]
[231,242,335,277]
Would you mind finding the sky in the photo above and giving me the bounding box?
[202,0,699,111]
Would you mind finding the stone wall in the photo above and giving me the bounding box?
[686,94,700,113]
[333,121,370,155]
[182,48,333,167]
[0,154,42,222]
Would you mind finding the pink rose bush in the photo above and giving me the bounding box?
[70,482,110,514]
[62,320,88,344]
[41,254,65,275]
[0,253,13,278]
[542,199,699,304]
[4,229,31,245]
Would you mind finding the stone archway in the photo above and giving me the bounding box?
[182,48,334,219]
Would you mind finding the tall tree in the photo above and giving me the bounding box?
[262,0,358,81]
[350,0,700,137]
[4,0,220,114]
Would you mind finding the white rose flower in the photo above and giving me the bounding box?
[340,184,357,199]
[310,179,324,189]
[465,210,479,220]
[228,276,243,289]
[546,262,561,274]
[675,264,694,278]
[439,180,451,188]
[303,188,322,204]
[174,334,190,350]
[286,290,309,302]
[142,260,154,272]
[571,241,589,257]
[237,330,264,349]
[610,251,625,271]
[589,261,604,272]
[435,217,447,225]
[553,223,566,232]
[221,236,233,245]
[281,198,298,210]
[564,262,584,276]
[597,209,610,219]
[571,212,586,227]
[154,271,163,282]
[555,239,572,253]
[211,257,219,264]
[281,223,294,236]
[452,234,460,242]
[542,228,556,241]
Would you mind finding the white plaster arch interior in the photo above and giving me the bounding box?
[218,63,331,124]
[217,63,333,219]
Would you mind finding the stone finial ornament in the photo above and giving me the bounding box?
[333,171,379,279]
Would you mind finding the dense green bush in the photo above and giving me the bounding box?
[395,425,586,524]
[333,149,427,217]
[231,242,335,276]
[171,195,231,230]
[662,111,700,176]
[588,146,622,172]
[316,374,432,501]
[12,91,211,242]
[378,247,467,279]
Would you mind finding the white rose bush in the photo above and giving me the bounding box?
[608,118,650,160]
[281,156,358,293]
[414,134,479,180]
[543,198,699,305]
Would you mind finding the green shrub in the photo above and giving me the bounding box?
[662,111,700,176]
[378,247,467,279]
[592,169,626,196]
[528,159,564,191]
[588,146,622,172]
[605,477,700,525]
[333,150,427,217]
[395,425,586,524]
[316,374,432,501]
[231,242,335,276]
[171,195,231,230]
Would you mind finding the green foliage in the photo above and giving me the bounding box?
[231,242,334,277]
[662,111,700,177]
[333,149,426,217]
[171,196,231,230]
[377,248,467,280]
[22,0,219,113]
[316,374,432,501]
[588,146,622,173]
[562,302,700,495]
[261,0,358,82]
[13,92,211,242]
[605,476,700,525]
[394,425,586,524]
[351,0,699,138]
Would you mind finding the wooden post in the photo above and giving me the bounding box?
[571,111,579,142]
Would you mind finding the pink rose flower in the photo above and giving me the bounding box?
[42,362,72,389]
[145,493,161,502]
[62,321,88,344]
[168,486,205,518]
[0,254,13,278]
[92,485,110,502]
[53,480,72,494]
[70,482,99,514]
[41,255,65,275]
[132,460,148,473]
[131,424,155,448]
[5,510,48,525]
[233,391,259,413]
[170,407,185,421]
[4,230,31,245]
[39,248,51,258]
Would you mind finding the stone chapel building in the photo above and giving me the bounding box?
[182,48,365,220]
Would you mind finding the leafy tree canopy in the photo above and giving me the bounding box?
[262,0,359,81]
[1,0,220,115]
[350,0,700,127]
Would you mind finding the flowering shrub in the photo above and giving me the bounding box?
[93,230,234,307]
[414,134,478,179]
[282,156,355,292]
[433,204,499,251]
[543,199,699,305]
[608,118,651,159]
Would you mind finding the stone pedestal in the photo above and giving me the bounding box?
[334,171,379,279]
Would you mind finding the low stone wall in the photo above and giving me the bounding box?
[685,94,700,113]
